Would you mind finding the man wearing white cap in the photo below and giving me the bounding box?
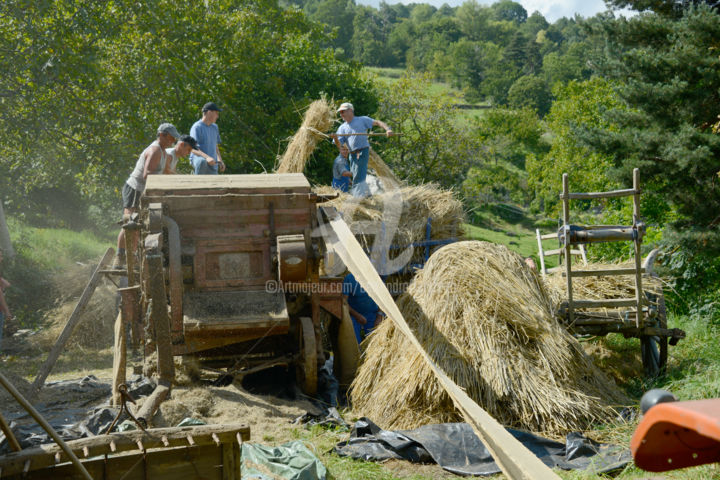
[113,123,179,268]
[332,102,394,197]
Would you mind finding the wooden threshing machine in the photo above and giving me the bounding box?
[113,173,357,413]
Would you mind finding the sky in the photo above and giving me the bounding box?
[356,0,632,23]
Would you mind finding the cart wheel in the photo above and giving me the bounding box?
[296,317,318,396]
[641,295,668,378]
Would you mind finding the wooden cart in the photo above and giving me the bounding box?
[548,169,684,377]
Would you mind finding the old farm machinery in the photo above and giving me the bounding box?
[538,169,684,377]
[112,173,359,416]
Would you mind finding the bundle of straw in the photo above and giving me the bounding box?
[277,98,335,173]
[369,148,401,186]
[351,241,627,435]
[314,183,464,261]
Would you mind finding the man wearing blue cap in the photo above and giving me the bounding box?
[189,102,226,175]
[332,102,394,197]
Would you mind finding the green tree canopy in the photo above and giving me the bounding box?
[0,0,375,226]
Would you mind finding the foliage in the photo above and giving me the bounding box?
[0,0,375,226]
[527,77,630,216]
[462,107,546,209]
[584,5,720,236]
[507,75,552,116]
[375,73,479,189]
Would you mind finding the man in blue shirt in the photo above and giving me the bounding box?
[332,144,352,192]
[343,273,384,344]
[189,102,226,175]
[332,102,394,197]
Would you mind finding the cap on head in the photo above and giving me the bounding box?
[202,102,222,112]
[337,102,354,113]
[157,123,180,139]
[179,134,198,150]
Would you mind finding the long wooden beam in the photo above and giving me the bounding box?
[323,209,561,480]
[31,248,115,395]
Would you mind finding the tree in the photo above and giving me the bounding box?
[0,0,376,225]
[584,5,720,231]
[308,0,356,56]
[375,73,479,188]
[605,0,720,17]
[490,0,528,23]
[527,78,629,216]
[507,75,552,116]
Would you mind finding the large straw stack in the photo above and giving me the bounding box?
[351,241,627,436]
[277,98,335,173]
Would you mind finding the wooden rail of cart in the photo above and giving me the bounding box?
[549,169,684,377]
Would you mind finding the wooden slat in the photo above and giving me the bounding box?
[0,424,250,477]
[560,188,638,200]
[545,248,584,256]
[31,248,115,394]
[540,233,558,240]
[324,209,561,480]
[569,267,645,277]
[573,298,639,309]
[145,173,309,192]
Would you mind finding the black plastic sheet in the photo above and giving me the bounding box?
[0,375,149,455]
[335,418,631,476]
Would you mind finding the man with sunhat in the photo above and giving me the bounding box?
[189,102,226,174]
[332,102,394,197]
[113,123,179,268]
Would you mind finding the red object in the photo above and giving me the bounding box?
[631,398,720,472]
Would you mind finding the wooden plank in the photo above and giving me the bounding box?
[563,174,574,325]
[545,248,584,256]
[572,298,639,309]
[539,233,558,240]
[0,424,250,477]
[111,311,126,407]
[144,173,310,194]
[324,210,561,480]
[560,188,638,200]
[0,411,21,452]
[31,248,115,394]
[569,267,645,277]
[535,229,547,275]
[633,168,644,328]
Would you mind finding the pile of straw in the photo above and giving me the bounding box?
[351,241,627,435]
[315,183,464,268]
[277,98,335,174]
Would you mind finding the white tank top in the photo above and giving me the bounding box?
[126,140,167,192]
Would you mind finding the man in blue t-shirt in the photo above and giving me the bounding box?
[332,144,352,192]
[332,102,394,197]
[343,273,384,344]
[189,102,226,175]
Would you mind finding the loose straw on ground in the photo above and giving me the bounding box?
[351,241,627,436]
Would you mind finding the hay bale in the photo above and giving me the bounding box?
[351,241,627,436]
[277,98,335,173]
